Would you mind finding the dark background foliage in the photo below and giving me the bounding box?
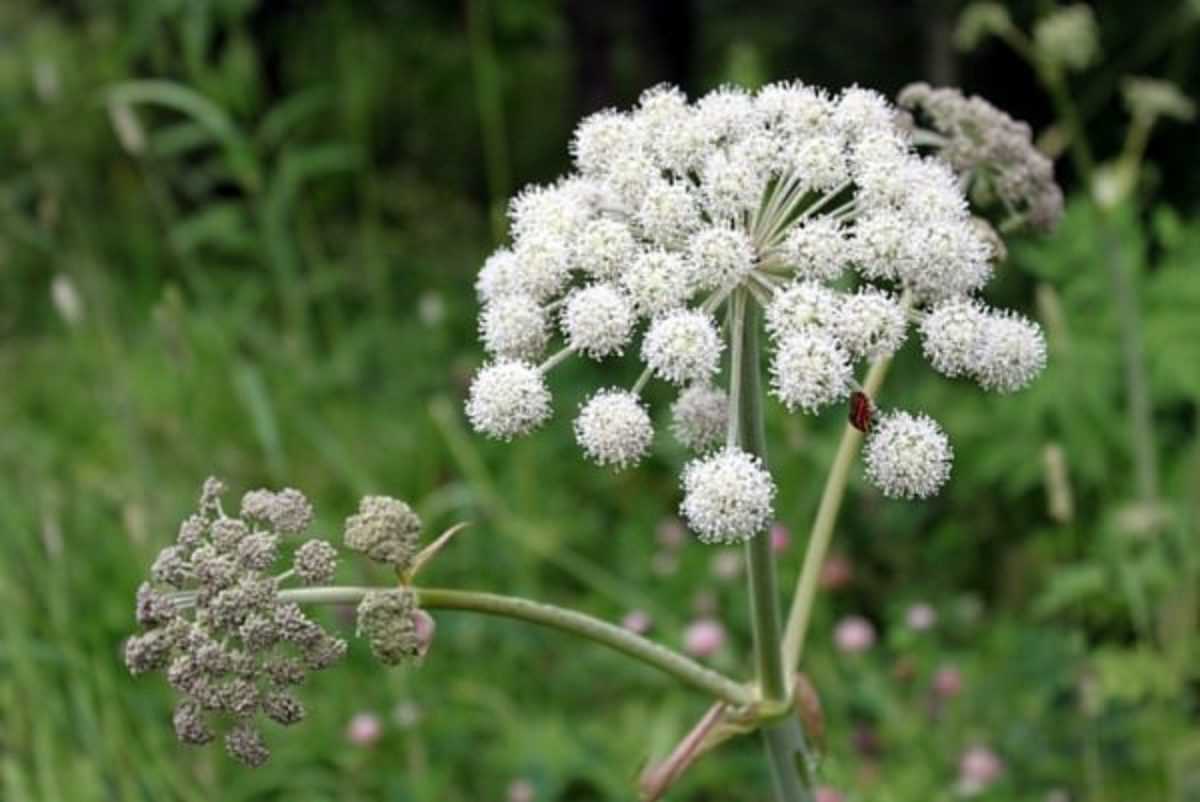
[1,1,1198,800]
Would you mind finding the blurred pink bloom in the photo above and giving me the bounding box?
[819,553,854,590]
[656,517,686,550]
[814,786,845,802]
[770,522,791,553]
[933,664,963,698]
[651,550,678,577]
[834,615,876,654]
[411,609,436,657]
[507,778,536,802]
[906,602,937,631]
[683,618,726,658]
[958,745,1004,795]
[622,609,653,635]
[710,549,742,581]
[346,712,383,746]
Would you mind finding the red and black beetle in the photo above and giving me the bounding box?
[848,391,873,433]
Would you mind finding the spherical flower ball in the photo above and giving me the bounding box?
[571,110,644,176]
[686,225,756,291]
[574,218,638,280]
[790,134,849,192]
[669,384,728,452]
[636,179,702,247]
[833,615,877,654]
[511,232,573,301]
[832,288,908,361]
[622,250,693,317]
[769,327,853,413]
[561,284,635,359]
[480,293,549,360]
[465,361,552,440]
[573,389,653,469]
[901,220,992,301]
[764,281,841,340]
[475,248,522,302]
[973,312,1047,393]
[920,298,989,378]
[700,149,766,222]
[783,216,851,282]
[863,410,953,499]
[642,309,724,385]
[680,448,776,543]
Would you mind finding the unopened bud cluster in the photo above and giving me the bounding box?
[127,481,436,767]
[898,82,1063,232]
[464,80,1059,543]
[125,479,345,766]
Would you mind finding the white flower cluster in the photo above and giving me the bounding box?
[466,81,1054,540]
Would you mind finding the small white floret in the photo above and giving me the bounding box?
[561,284,635,359]
[832,288,908,361]
[863,411,953,499]
[480,294,549,360]
[764,281,841,340]
[642,309,723,385]
[574,389,654,469]
[670,384,728,452]
[920,298,989,378]
[686,226,756,291]
[680,448,776,543]
[622,251,693,317]
[769,327,853,413]
[974,313,1047,393]
[466,361,552,440]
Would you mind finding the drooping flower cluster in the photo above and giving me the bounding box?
[125,479,346,766]
[126,481,435,767]
[898,82,1063,232]
[465,81,1057,542]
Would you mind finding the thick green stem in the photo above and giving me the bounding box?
[277,586,752,707]
[781,356,893,675]
[729,291,810,801]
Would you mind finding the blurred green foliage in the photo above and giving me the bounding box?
[1,1,1198,800]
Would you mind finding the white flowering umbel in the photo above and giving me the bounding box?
[465,81,1058,538]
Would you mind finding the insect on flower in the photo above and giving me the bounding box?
[848,391,873,433]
